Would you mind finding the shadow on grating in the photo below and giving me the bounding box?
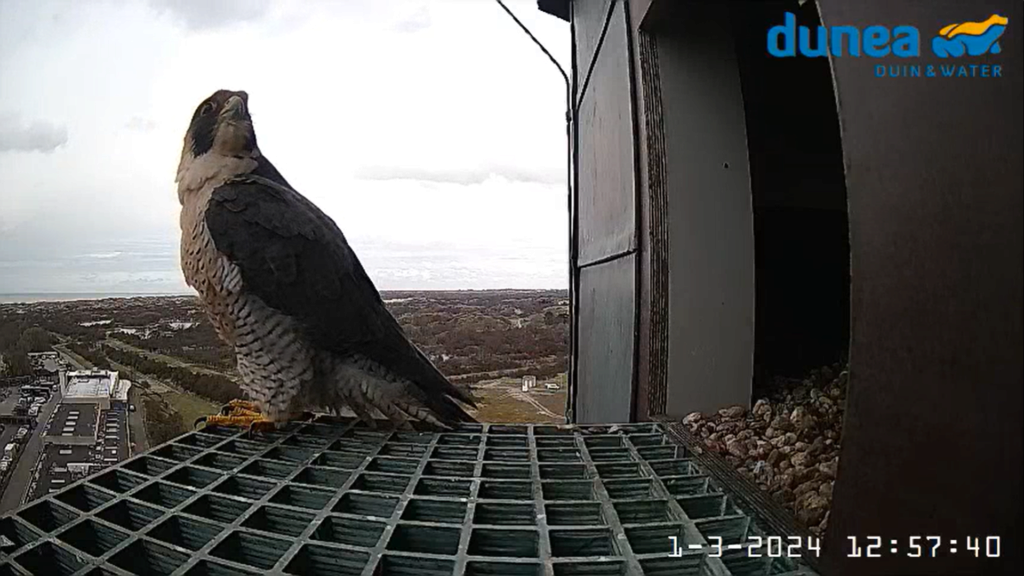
[57,518,129,557]
[464,561,544,576]
[387,524,461,555]
[210,530,291,570]
[149,515,225,551]
[17,500,79,532]
[97,499,164,530]
[89,469,149,494]
[374,554,454,576]
[475,502,537,526]
[134,481,197,509]
[284,543,369,576]
[312,515,387,547]
[183,494,250,523]
[401,498,467,524]
[0,421,819,576]
[469,528,540,558]
[242,504,315,538]
[183,560,259,575]
[13,541,86,575]
[110,539,189,575]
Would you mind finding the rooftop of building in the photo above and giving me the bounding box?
[65,370,114,398]
[31,407,129,502]
[63,370,131,402]
[43,404,99,439]
[29,445,93,498]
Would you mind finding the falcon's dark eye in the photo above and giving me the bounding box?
[199,101,215,116]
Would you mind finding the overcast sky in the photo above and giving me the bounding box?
[0,0,569,295]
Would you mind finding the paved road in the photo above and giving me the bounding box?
[0,389,61,513]
[53,345,90,370]
[511,389,560,419]
[127,385,148,455]
[105,338,230,378]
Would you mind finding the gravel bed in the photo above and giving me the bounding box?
[683,363,848,536]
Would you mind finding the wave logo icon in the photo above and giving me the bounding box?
[932,14,1009,58]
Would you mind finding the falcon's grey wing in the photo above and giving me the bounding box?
[204,173,475,423]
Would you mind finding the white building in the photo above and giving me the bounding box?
[59,370,131,410]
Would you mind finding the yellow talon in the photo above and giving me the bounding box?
[195,399,269,430]
[201,414,270,427]
[194,399,317,434]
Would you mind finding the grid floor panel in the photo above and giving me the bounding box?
[0,421,819,576]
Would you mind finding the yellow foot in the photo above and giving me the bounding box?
[193,399,318,435]
[194,399,264,430]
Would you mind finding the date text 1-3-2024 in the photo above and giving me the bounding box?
[669,535,821,558]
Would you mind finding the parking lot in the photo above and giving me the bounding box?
[0,385,60,513]
[27,404,129,500]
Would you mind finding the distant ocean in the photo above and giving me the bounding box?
[0,293,192,304]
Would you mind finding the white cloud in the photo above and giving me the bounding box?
[146,0,274,31]
[0,113,68,153]
[0,0,569,293]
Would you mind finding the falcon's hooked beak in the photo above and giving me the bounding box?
[221,93,248,123]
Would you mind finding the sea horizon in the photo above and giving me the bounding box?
[0,287,569,305]
[0,292,194,304]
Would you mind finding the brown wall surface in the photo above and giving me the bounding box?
[651,2,756,418]
[815,1,1023,574]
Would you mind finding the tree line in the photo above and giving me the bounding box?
[3,291,570,385]
[0,318,54,377]
[68,342,242,405]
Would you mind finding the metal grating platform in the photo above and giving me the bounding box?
[0,421,820,575]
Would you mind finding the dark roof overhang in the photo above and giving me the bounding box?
[537,0,570,21]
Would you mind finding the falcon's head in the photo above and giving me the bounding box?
[176,89,260,195]
[182,89,256,160]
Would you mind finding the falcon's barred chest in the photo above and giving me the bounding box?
[179,166,314,418]
[180,186,234,343]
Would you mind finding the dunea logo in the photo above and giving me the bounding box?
[932,15,1009,58]
[767,12,1009,78]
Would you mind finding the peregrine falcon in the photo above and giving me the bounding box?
[176,89,476,429]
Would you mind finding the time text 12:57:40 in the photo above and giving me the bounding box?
[848,536,1001,558]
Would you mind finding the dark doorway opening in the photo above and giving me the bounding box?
[733,2,851,394]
